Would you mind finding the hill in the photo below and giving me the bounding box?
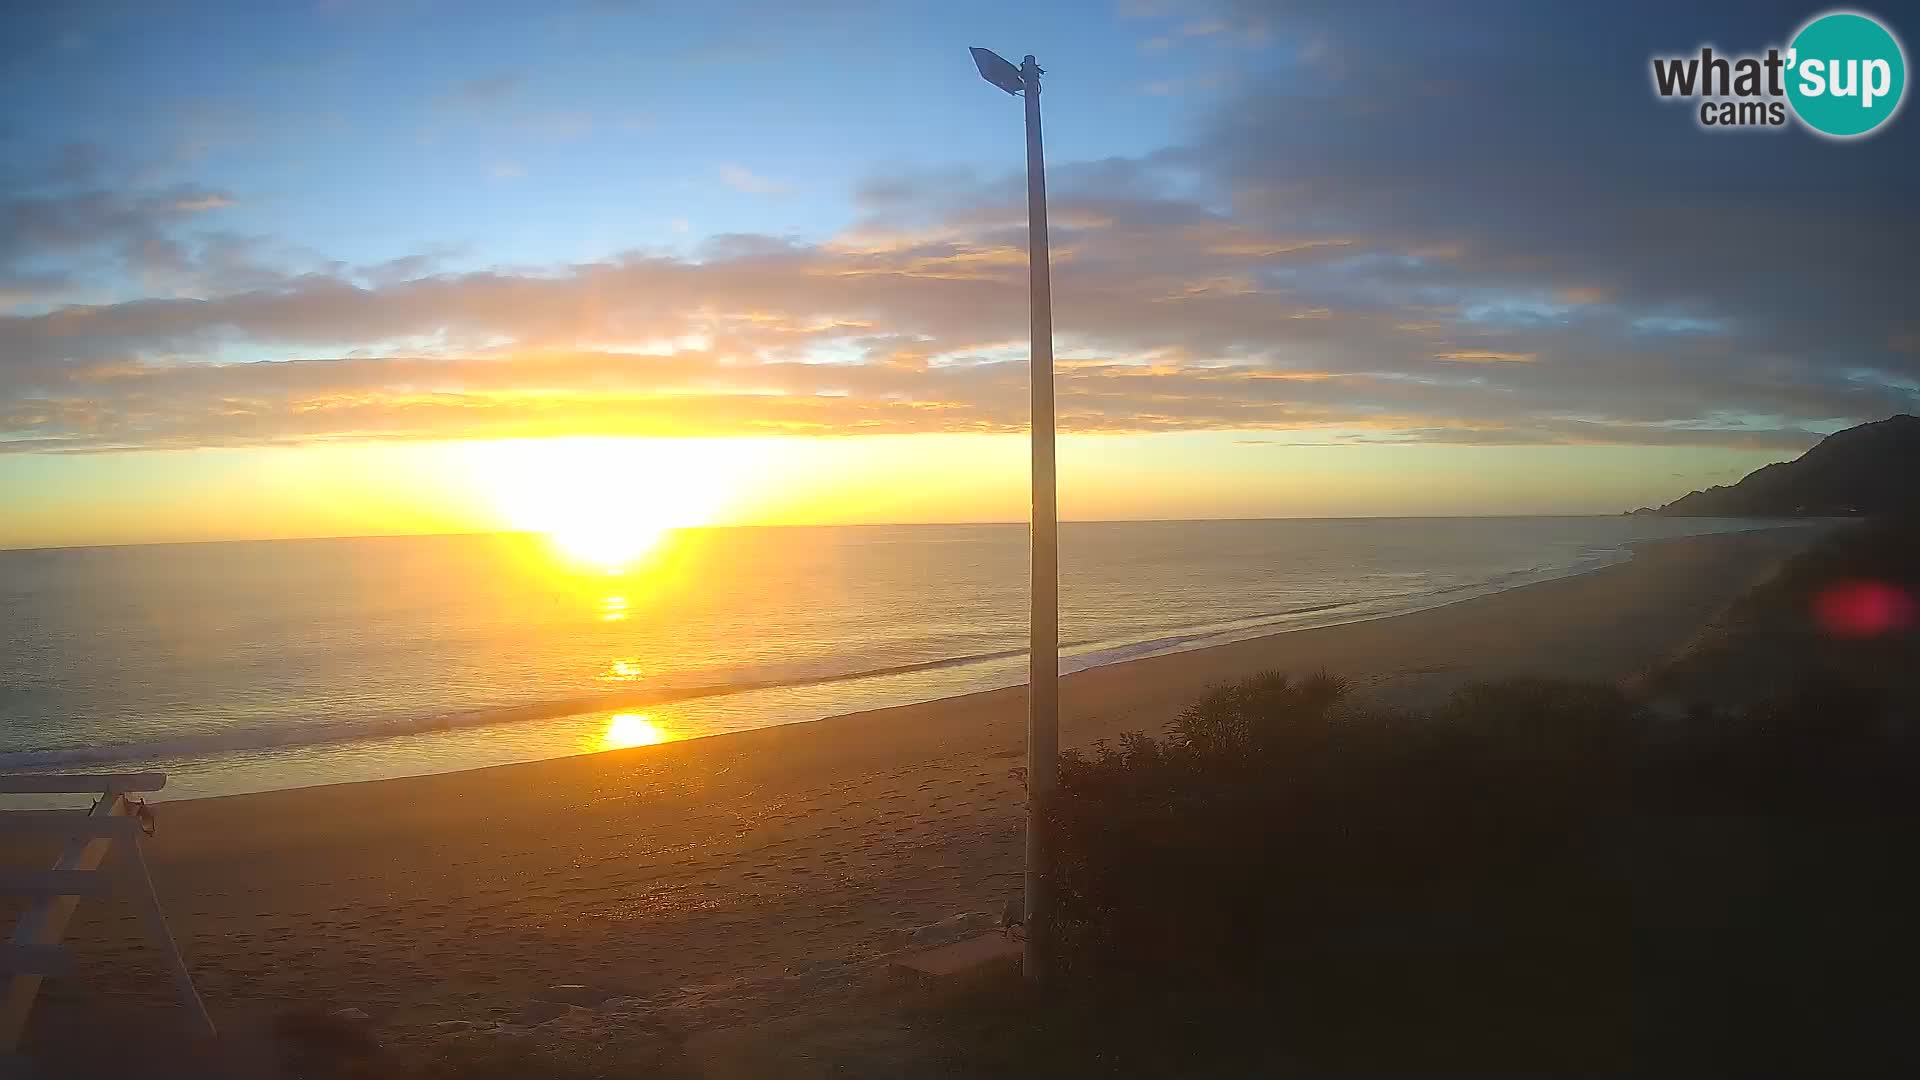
[1634,414,1920,516]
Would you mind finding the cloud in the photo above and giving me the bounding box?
[1138,8,1269,51]
[171,193,234,212]
[0,184,234,263]
[1557,286,1613,306]
[121,230,301,295]
[358,249,464,286]
[719,164,789,195]
[1434,351,1536,364]
[3,162,1906,455]
[42,142,107,186]
[0,267,72,305]
[2,1,1914,457]
[0,168,240,306]
[1197,0,1915,379]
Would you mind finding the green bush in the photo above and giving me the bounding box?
[1047,673,1641,989]
[1010,667,1920,1073]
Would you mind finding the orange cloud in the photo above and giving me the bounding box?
[1434,351,1537,363]
[1557,286,1614,305]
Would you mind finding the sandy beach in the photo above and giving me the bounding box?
[18,526,1815,1066]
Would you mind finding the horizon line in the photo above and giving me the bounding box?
[0,512,1650,555]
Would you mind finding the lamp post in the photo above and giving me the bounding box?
[971,46,1057,983]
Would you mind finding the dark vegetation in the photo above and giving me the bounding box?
[924,517,1920,1076]
[1653,511,1920,707]
[1635,413,1920,516]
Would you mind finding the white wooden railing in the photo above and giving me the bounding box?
[0,773,214,1052]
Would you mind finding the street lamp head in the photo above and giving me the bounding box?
[970,47,1024,95]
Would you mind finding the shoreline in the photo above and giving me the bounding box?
[8,520,1821,801]
[18,525,1817,1062]
[125,524,1818,818]
[167,523,1815,809]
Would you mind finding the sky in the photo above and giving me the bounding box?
[1,0,1916,548]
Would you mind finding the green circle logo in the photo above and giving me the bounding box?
[1786,11,1907,137]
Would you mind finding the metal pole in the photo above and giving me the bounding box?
[1019,52,1058,984]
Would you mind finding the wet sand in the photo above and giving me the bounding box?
[22,526,1814,1060]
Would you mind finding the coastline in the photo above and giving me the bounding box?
[22,525,1816,1060]
[6,518,1818,800]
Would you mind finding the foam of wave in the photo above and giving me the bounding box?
[0,549,1627,773]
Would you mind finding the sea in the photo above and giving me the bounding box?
[0,517,1786,800]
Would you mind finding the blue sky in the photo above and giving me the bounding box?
[3,1,1228,286]
[1,1,1916,545]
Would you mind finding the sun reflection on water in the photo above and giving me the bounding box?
[601,659,644,681]
[602,713,672,749]
[600,595,629,621]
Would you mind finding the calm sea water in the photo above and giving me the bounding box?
[0,517,1782,799]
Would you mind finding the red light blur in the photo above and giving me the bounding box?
[1814,580,1917,639]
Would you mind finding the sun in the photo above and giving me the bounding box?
[543,504,674,572]
[479,438,746,572]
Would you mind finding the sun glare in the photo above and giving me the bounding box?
[479,438,749,572]
[553,516,672,572]
[602,712,672,749]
